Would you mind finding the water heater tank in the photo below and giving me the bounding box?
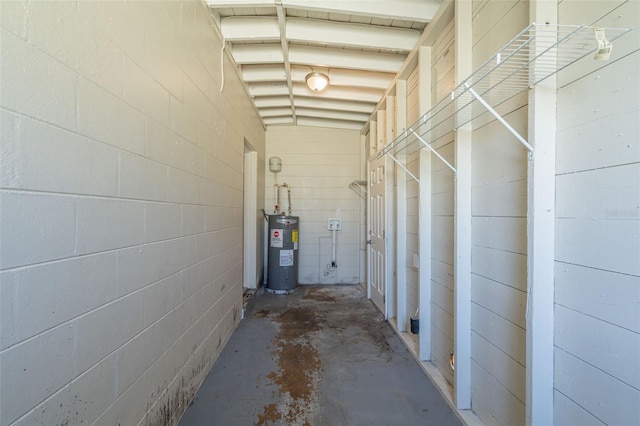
[266,214,299,294]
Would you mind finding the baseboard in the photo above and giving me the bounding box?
[388,319,484,426]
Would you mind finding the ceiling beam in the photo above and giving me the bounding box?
[208,0,441,22]
[296,116,364,130]
[291,65,393,89]
[292,83,383,103]
[220,17,280,40]
[254,96,291,108]
[248,82,290,96]
[295,108,369,122]
[231,43,284,64]
[287,18,420,52]
[242,64,287,82]
[259,107,293,117]
[207,0,275,7]
[294,97,375,113]
[365,0,454,128]
[263,116,294,125]
[282,0,441,22]
[289,45,405,73]
[275,1,297,123]
[242,64,394,90]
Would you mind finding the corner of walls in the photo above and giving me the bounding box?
[264,126,362,285]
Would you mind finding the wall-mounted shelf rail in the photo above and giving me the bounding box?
[377,23,632,165]
[349,180,368,199]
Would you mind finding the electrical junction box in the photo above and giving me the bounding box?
[328,218,342,231]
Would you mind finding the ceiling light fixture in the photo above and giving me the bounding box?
[305,72,329,92]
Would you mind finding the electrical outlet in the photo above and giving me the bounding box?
[328,218,342,231]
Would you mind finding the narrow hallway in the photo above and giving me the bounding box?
[179,285,461,425]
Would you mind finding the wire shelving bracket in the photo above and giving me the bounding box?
[376,23,632,170]
[349,180,368,200]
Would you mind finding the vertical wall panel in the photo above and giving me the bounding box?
[406,66,421,328]
[554,1,640,424]
[425,14,457,388]
[470,0,529,424]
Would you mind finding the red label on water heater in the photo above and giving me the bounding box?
[270,229,283,248]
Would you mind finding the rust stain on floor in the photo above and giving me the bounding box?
[256,307,323,426]
[254,308,271,318]
[302,286,337,302]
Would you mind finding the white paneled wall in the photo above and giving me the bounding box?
[554,1,640,424]
[0,1,264,425]
[265,126,361,284]
[430,18,456,388]
[361,1,638,425]
[406,68,420,328]
[470,1,529,424]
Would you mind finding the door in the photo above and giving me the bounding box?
[368,156,386,315]
[243,147,258,289]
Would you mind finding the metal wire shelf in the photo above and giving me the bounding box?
[349,180,368,200]
[377,23,633,169]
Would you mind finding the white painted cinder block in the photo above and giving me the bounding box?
[77,78,146,156]
[0,0,264,424]
[0,324,75,425]
[74,290,145,374]
[0,252,117,350]
[75,197,146,255]
[0,30,77,130]
[1,111,119,196]
[27,1,124,96]
[0,191,76,269]
[16,353,118,426]
[0,0,28,39]
[182,204,206,237]
[122,57,171,124]
[118,151,168,201]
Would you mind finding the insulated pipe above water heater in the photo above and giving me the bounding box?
[269,156,292,215]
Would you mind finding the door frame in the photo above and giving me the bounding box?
[367,155,395,318]
[243,146,258,289]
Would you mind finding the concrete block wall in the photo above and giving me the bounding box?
[554,1,640,424]
[0,1,264,425]
[265,126,361,284]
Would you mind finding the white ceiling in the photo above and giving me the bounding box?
[207,0,442,130]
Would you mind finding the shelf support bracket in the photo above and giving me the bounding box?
[465,83,534,152]
[349,181,367,200]
[383,152,420,183]
[409,128,457,173]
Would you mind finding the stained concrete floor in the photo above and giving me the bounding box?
[179,285,461,426]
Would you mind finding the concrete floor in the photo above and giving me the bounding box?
[179,285,461,426]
